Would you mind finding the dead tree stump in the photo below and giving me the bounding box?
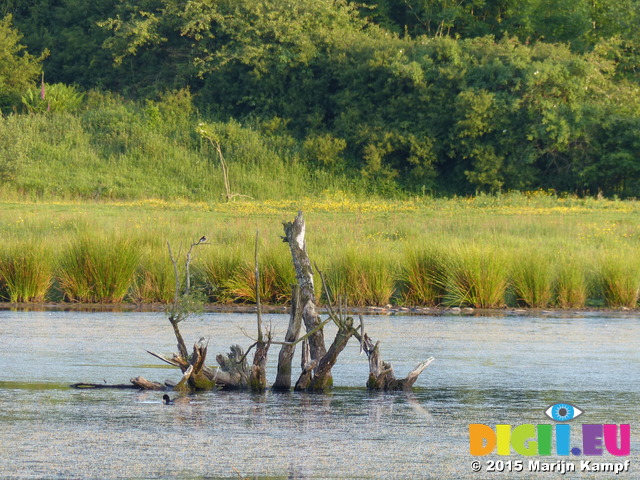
[361,333,435,390]
[272,285,303,391]
[283,212,328,373]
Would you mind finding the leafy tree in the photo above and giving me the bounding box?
[0,14,46,110]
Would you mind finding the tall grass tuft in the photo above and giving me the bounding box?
[510,252,557,308]
[130,248,175,303]
[399,244,448,306]
[324,249,396,306]
[199,246,246,303]
[556,256,589,308]
[597,250,640,308]
[58,236,140,303]
[222,248,295,304]
[0,242,53,302]
[443,244,509,308]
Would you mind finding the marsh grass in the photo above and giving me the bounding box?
[2,197,640,308]
[58,236,140,302]
[199,246,247,303]
[130,248,175,303]
[399,244,448,306]
[597,250,640,308]
[556,255,589,308]
[324,249,396,306]
[510,252,557,308]
[0,242,53,302]
[443,244,509,308]
[221,248,296,304]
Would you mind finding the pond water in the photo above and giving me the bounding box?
[0,310,637,479]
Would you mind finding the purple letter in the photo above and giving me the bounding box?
[582,424,603,456]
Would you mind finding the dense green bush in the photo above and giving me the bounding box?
[2,0,640,197]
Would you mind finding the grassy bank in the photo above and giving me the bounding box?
[0,93,383,203]
[1,193,640,309]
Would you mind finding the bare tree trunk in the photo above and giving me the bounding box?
[272,285,303,391]
[282,212,329,384]
[294,339,314,391]
[282,212,327,360]
[249,339,270,391]
[309,317,355,391]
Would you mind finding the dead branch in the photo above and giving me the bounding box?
[272,285,302,391]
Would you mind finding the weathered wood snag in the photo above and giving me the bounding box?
[282,212,328,369]
[283,212,359,391]
[361,333,435,390]
[72,214,434,394]
[272,285,303,391]
[248,230,271,391]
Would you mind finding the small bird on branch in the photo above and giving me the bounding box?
[199,236,207,243]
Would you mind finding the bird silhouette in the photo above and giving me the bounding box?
[199,236,207,243]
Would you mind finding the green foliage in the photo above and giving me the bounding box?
[0,15,46,111]
[219,248,295,304]
[130,247,176,303]
[324,248,396,306]
[399,244,447,306]
[3,0,640,197]
[21,82,85,114]
[2,197,640,309]
[303,134,347,168]
[556,256,588,308]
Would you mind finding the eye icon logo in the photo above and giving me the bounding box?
[545,403,583,422]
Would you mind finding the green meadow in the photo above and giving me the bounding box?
[1,194,640,309]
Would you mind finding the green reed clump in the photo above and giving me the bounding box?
[399,244,448,306]
[324,249,396,306]
[0,242,53,302]
[222,248,295,304]
[597,250,640,308]
[130,248,175,303]
[510,252,557,308]
[199,246,246,303]
[443,244,509,308]
[58,236,140,302]
[556,255,589,308]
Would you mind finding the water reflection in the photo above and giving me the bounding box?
[0,311,638,479]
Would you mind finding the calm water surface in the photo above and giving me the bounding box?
[0,311,638,479]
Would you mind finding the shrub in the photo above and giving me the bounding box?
[22,82,85,114]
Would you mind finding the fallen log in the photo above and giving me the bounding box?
[70,382,139,390]
[130,376,165,390]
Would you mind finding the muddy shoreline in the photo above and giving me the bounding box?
[1,301,638,317]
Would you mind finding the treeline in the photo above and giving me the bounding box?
[1,0,640,198]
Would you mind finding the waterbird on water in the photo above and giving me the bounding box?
[163,394,191,405]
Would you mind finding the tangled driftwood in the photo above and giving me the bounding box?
[73,212,434,393]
